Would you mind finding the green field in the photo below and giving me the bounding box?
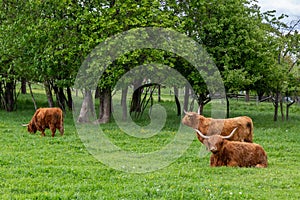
[0,91,300,199]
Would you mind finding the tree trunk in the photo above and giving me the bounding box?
[273,90,280,121]
[4,80,15,112]
[158,85,161,102]
[198,103,204,115]
[130,86,142,113]
[28,82,37,110]
[257,90,265,101]
[21,78,26,94]
[226,95,230,118]
[59,87,66,110]
[96,87,111,124]
[174,86,181,116]
[245,90,250,102]
[53,85,66,111]
[121,86,128,121]
[197,95,211,115]
[280,100,284,121]
[95,86,100,99]
[286,100,295,121]
[44,81,54,107]
[130,79,143,114]
[66,87,73,111]
[183,84,189,112]
[77,90,94,123]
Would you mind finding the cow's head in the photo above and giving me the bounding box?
[195,127,237,154]
[27,123,37,133]
[182,111,200,129]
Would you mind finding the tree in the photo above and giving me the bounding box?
[76,0,182,123]
[0,0,28,111]
[169,0,272,115]
[27,1,82,110]
[262,10,300,121]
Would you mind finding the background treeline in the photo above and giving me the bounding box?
[0,0,299,122]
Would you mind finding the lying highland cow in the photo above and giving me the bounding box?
[23,107,64,137]
[182,111,253,143]
[195,128,268,168]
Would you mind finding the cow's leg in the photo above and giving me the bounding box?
[227,160,239,167]
[39,125,46,136]
[50,125,56,137]
[255,164,267,168]
[59,125,64,136]
[210,156,218,167]
[41,130,46,137]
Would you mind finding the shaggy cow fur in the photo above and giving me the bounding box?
[195,129,267,168]
[182,112,253,143]
[27,108,64,137]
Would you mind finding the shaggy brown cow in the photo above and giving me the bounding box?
[182,111,253,143]
[25,108,64,137]
[195,128,268,168]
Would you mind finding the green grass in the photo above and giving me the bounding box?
[0,92,300,199]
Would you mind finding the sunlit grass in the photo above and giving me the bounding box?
[0,91,299,199]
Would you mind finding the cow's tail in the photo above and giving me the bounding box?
[60,109,64,124]
[59,109,64,135]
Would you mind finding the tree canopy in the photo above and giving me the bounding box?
[0,0,299,121]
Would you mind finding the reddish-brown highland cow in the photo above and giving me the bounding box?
[195,128,268,168]
[24,108,64,137]
[182,111,253,143]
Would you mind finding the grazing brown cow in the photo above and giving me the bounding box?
[182,111,253,143]
[195,128,268,168]
[25,108,64,137]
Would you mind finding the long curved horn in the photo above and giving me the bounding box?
[221,127,238,139]
[184,110,188,115]
[21,124,29,127]
[194,129,210,139]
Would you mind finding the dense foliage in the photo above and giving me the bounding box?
[0,0,299,121]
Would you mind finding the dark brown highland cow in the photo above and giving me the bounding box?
[195,128,267,168]
[182,111,253,143]
[24,108,64,137]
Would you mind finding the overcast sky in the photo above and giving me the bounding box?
[257,0,300,21]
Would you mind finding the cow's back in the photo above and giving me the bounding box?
[235,116,253,142]
[186,113,253,143]
[36,108,63,125]
[210,141,267,167]
[46,108,63,125]
[220,116,253,142]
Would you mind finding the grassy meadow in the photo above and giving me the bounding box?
[0,86,300,199]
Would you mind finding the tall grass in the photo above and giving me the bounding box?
[0,91,299,199]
